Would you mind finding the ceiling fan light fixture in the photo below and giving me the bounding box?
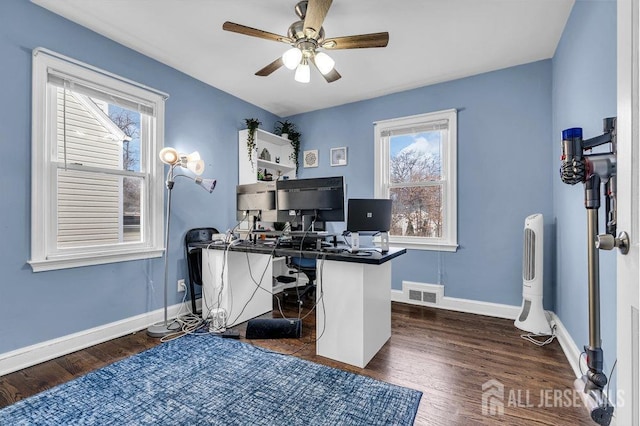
[314,51,335,75]
[282,47,303,70]
[222,0,389,83]
[295,60,311,83]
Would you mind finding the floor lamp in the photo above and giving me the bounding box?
[147,147,217,338]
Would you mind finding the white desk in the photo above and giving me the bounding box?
[201,248,273,327]
[316,258,392,368]
[199,243,405,368]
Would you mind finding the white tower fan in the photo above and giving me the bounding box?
[515,214,552,334]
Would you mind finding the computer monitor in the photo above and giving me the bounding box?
[346,198,393,235]
[276,176,345,227]
[236,182,277,223]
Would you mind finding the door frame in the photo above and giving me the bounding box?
[617,0,639,424]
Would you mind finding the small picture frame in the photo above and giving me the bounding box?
[330,147,347,166]
[303,149,319,168]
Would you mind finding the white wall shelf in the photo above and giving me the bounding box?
[239,128,296,184]
[257,158,295,175]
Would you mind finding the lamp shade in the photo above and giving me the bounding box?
[195,177,217,193]
[295,61,310,83]
[181,151,204,175]
[159,147,179,165]
[282,47,303,70]
[314,52,335,75]
[187,159,205,175]
[185,151,201,162]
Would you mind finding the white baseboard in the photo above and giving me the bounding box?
[0,301,196,376]
[391,288,521,319]
[550,312,617,424]
[548,312,587,379]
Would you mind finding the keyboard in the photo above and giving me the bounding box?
[288,231,330,237]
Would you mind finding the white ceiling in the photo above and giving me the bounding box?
[32,0,574,117]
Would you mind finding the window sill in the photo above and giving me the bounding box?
[28,248,164,272]
[387,240,458,252]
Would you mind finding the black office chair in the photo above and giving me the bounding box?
[184,227,219,314]
[278,256,316,305]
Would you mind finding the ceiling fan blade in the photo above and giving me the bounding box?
[321,67,341,83]
[310,57,341,83]
[223,21,292,44]
[322,32,389,49]
[303,0,333,39]
[255,57,284,76]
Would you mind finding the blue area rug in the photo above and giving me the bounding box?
[0,334,422,425]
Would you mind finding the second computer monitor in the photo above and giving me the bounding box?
[236,182,277,222]
[276,176,345,225]
[346,198,393,235]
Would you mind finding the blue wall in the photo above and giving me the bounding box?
[552,0,617,395]
[0,0,278,353]
[288,61,555,307]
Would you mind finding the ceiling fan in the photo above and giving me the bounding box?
[222,0,389,83]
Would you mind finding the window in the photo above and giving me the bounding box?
[29,48,167,271]
[374,109,457,251]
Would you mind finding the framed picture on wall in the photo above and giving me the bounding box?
[330,147,347,166]
[303,149,319,168]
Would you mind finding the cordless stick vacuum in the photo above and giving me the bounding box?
[560,117,628,426]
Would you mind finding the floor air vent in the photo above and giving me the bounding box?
[409,290,422,301]
[422,291,437,304]
[405,282,443,305]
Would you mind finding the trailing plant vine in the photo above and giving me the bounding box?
[288,129,301,174]
[244,118,261,168]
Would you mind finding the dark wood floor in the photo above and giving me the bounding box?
[0,300,592,425]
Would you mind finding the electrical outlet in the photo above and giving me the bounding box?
[177,279,186,292]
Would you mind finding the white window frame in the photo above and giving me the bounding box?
[374,109,458,252]
[29,48,167,272]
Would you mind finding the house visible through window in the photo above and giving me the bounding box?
[30,49,167,271]
[374,109,458,251]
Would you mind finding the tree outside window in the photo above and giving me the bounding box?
[374,109,457,252]
[109,106,142,241]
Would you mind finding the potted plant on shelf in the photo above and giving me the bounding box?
[244,118,261,169]
[274,120,295,140]
[274,120,301,174]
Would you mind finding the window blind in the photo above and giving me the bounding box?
[48,71,155,116]
[379,119,449,138]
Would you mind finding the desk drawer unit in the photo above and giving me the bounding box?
[316,259,392,368]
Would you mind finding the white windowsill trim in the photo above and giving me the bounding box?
[28,248,164,272]
[390,242,458,252]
